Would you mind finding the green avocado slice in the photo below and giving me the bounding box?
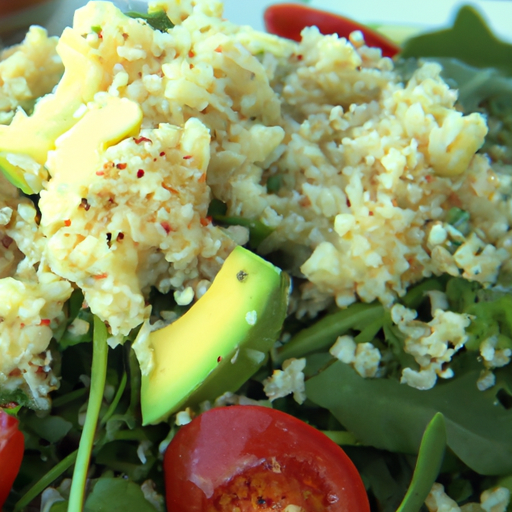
[140,246,290,425]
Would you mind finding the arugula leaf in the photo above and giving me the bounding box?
[305,360,512,475]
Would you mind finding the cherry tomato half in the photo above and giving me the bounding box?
[164,405,369,512]
[0,410,24,511]
[264,3,400,58]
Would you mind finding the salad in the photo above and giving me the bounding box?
[0,1,512,511]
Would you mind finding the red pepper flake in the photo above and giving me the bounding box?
[94,273,108,280]
[117,232,125,241]
[64,219,71,227]
[160,151,166,157]
[214,46,222,53]
[20,323,25,328]
[161,222,173,234]
[96,170,105,176]
[116,163,127,170]
[425,174,434,183]
[190,64,194,69]
[183,155,192,160]
[188,50,195,58]
[200,216,212,227]
[369,211,374,216]
[134,136,152,145]
[297,54,303,61]
[217,356,222,363]
[198,173,206,183]
[346,199,351,207]
[392,199,398,207]
[137,169,145,178]
[9,368,21,377]
[1,236,13,248]
[35,366,45,374]
[39,319,51,326]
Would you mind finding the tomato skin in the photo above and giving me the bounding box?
[0,410,24,511]
[164,405,369,512]
[264,3,400,58]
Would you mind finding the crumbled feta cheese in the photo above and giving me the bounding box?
[330,335,357,363]
[263,358,306,404]
[426,483,461,512]
[425,290,449,316]
[480,336,512,369]
[353,343,381,377]
[174,286,194,306]
[392,304,471,389]
[480,487,510,512]
[425,483,510,512]
[477,370,496,391]
[175,408,194,426]
[330,336,380,377]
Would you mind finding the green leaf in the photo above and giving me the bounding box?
[400,5,512,76]
[125,10,174,32]
[305,361,512,475]
[27,415,73,444]
[275,302,384,364]
[396,413,446,512]
[84,478,159,511]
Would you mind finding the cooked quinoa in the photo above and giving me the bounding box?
[0,0,511,405]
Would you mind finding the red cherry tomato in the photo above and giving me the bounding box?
[164,405,369,512]
[0,409,24,511]
[264,3,400,58]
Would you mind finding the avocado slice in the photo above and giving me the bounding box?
[0,27,105,193]
[48,96,142,182]
[140,246,290,425]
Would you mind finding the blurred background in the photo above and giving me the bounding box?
[1,0,512,45]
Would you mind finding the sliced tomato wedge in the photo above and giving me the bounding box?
[164,405,369,512]
[0,409,24,511]
[264,3,400,58]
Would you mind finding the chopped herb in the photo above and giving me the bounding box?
[125,10,174,32]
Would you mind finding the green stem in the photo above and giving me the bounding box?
[396,412,447,512]
[14,451,77,511]
[52,388,88,408]
[99,371,127,427]
[67,317,108,512]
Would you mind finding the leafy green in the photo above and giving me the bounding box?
[275,302,384,364]
[305,361,512,475]
[396,413,446,512]
[400,5,512,76]
[125,10,174,32]
[83,478,160,511]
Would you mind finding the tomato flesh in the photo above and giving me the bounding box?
[264,3,400,59]
[0,409,24,511]
[164,405,369,512]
